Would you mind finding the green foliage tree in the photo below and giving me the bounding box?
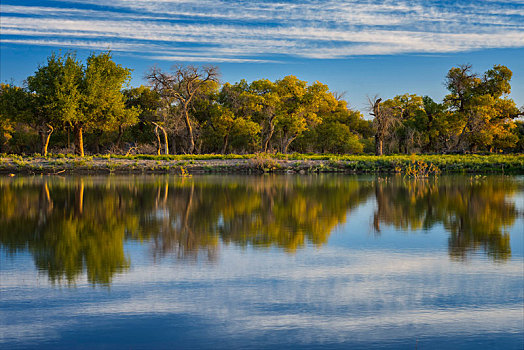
[26,53,83,156]
[0,83,32,153]
[273,76,328,153]
[512,119,524,152]
[245,79,281,152]
[204,81,261,153]
[230,76,344,153]
[382,94,427,153]
[445,64,522,152]
[300,99,366,154]
[422,96,459,152]
[123,85,162,151]
[315,121,363,153]
[3,54,524,156]
[201,105,261,153]
[76,52,137,155]
[26,51,136,157]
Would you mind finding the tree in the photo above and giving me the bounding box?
[146,65,220,154]
[0,84,31,153]
[444,64,522,152]
[513,119,524,152]
[26,51,135,157]
[303,99,365,154]
[123,86,162,152]
[274,77,330,153]
[238,76,337,153]
[200,105,261,153]
[207,81,261,153]
[316,121,363,154]
[246,79,280,152]
[422,96,455,152]
[369,96,398,156]
[76,52,137,156]
[26,53,83,156]
[382,94,426,153]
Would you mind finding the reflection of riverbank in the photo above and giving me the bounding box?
[0,175,521,286]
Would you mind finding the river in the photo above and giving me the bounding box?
[1,175,522,349]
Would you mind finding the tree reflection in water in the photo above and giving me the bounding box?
[0,178,134,285]
[0,175,520,286]
[372,176,519,261]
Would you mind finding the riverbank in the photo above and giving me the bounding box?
[1,153,523,175]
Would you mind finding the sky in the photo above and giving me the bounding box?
[1,0,523,113]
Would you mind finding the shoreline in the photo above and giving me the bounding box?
[1,154,523,175]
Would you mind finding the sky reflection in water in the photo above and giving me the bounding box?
[0,175,523,349]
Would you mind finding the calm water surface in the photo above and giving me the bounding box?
[0,175,523,349]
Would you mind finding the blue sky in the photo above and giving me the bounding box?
[1,0,523,112]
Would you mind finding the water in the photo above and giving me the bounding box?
[1,175,523,349]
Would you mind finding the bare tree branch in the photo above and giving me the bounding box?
[146,65,220,153]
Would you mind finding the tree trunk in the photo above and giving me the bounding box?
[116,125,124,150]
[40,124,54,157]
[197,138,202,154]
[221,133,229,154]
[152,122,169,155]
[154,125,161,155]
[263,119,275,152]
[170,135,177,155]
[161,126,169,155]
[183,106,195,154]
[67,127,71,149]
[426,114,434,153]
[375,135,383,156]
[283,135,297,154]
[74,124,84,157]
[455,121,470,152]
[94,130,103,154]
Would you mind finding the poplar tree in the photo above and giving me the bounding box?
[445,64,521,152]
[75,52,136,156]
[0,84,30,153]
[26,53,82,156]
[27,51,136,157]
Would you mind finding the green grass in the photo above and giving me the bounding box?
[1,153,523,174]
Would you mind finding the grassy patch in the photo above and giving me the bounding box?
[1,153,522,174]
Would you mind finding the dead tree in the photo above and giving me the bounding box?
[146,65,220,154]
[368,96,397,156]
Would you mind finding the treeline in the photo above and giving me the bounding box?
[0,51,523,156]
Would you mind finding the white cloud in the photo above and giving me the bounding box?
[0,0,523,62]
[2,247,523,345]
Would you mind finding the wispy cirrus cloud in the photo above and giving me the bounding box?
[1,0,523,62]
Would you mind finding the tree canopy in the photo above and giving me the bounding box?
[1,53,522,156]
